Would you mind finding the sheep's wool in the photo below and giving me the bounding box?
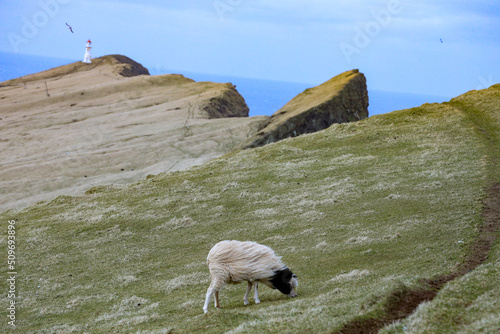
[207,240,285,284]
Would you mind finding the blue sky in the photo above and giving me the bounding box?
[1,0,499,97]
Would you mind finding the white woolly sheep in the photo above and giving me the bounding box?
[203,240,298,313]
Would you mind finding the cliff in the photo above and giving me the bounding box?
[237,69,368,149]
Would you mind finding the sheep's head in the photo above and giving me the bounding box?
[271,268,298,297]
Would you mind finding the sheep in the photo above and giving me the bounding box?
[203,240,298,313]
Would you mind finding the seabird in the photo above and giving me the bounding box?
[66,23,74,33]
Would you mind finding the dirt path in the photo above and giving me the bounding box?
[335,96,500,334]
[335,183,500,334]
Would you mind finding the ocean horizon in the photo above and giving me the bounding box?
[0,52,451,117]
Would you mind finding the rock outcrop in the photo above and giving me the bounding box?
[0,55,150,86]
[201,83,250,118]
[237,69,368,149]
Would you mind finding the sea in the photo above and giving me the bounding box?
[0,52,451,117]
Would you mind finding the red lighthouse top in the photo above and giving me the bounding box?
[87,39,91,44]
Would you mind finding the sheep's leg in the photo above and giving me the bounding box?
[214,290,222,309]
[244,282,252,305]
[254,282,261,304]
[204,286,215,314]
[204,278,224,313]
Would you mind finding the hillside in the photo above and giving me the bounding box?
[1,84,498,333]
[0,55,265,210]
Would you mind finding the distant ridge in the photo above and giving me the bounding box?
[0,54,150,86]
[0,54,260,210]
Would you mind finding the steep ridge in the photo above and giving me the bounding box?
[0,55,261,210]
[237,69,368,149]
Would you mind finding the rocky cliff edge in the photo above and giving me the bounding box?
[237,69,369,149]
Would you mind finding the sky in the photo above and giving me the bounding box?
[1,0,499,97]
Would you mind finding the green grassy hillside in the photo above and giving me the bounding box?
[1,85,499,333]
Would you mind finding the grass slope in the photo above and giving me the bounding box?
[1,85,499,333]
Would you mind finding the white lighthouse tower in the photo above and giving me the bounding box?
[82,39,92,63]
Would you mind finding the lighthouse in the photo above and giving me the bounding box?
[82,39,92,63]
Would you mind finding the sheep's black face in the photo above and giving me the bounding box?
[271,268,298,297]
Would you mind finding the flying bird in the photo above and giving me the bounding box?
[440,38,443,43]
[66,23,74,33]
